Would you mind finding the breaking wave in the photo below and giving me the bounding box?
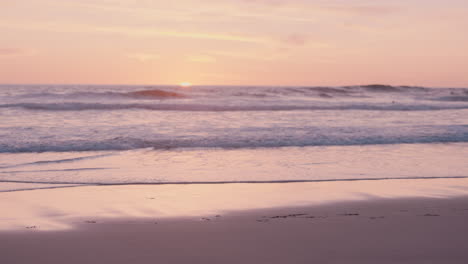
[2,102,468,112]
[13,88,186,100]
[1,125,467,152]
[435,96,468,102]
[7,85,468,100]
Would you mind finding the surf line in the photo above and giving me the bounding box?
[1,175,468,189]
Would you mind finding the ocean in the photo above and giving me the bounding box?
[1,84,467,192]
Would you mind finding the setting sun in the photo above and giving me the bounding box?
[179,82,192,87]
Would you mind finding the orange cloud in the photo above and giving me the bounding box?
[126,53,160,62]
[282,34,309,46]
[322,4,399,16]
[0,48,28,56]
[187,55,217,63]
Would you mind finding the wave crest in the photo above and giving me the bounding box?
[127,89,186,98]
[1,126,467,152]
[2,102,468,112]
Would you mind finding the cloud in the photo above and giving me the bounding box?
[126,53,160,62]
[148,30,262,43]
[0,48,28,56]
[0,20,265,44]
[322,4,399,16]
[210,50,278,61]
[279,35,331,49]
[233,0,285,6]
[282,34,309,46]
[233,0,399,16]
[187,55,217,63]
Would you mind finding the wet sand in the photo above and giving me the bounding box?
[1,179,468,263]
[1,197,468,264]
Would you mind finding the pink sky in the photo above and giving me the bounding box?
[1,0,467,87]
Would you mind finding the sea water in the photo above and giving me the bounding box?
[1,84,467,191]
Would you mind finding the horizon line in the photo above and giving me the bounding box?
[0,83,467,89]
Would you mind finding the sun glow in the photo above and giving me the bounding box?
[179,82,192,87]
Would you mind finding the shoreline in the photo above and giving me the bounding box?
[2,178,468,230]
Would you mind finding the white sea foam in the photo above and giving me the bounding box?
[0,124,467,152]
[2,102,468,112]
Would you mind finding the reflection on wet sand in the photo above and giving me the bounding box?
[1,178,468,231]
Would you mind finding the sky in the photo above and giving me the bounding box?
[1,0,468,87]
